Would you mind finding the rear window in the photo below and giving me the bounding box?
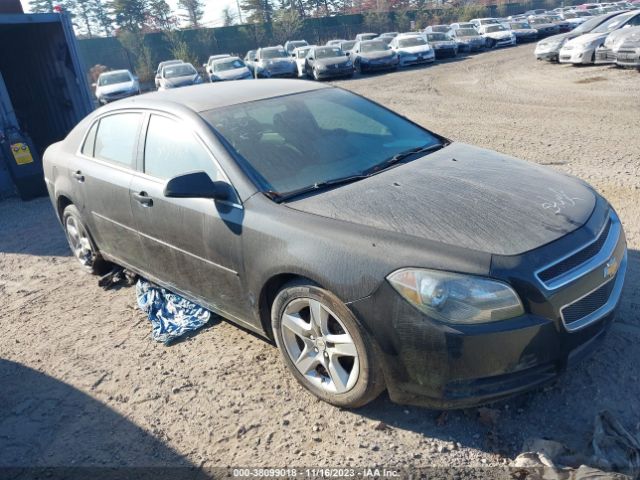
[93,113,141,167]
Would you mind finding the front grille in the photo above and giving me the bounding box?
[538,218,611,284]
[561,278,615,326]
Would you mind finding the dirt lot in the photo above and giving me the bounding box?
[1,44,639,472]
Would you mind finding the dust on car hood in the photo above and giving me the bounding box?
[286,142,596,256]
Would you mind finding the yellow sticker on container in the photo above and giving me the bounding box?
[11,143,34,165]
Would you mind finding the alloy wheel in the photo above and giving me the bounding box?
[65,216,94,267]
[280,297,359,394]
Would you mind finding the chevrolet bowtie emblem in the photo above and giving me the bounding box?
[604,256,619,280]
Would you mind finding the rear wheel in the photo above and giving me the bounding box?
[62,205,108,275]
[272,281,385,408]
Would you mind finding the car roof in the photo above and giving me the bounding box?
[115,80,329,113]
[211,55,240,64]
[100,69,130,76]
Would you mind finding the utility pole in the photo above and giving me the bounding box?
[236,0,243,23]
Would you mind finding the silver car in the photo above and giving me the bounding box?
[253,46,297,78]
[94,70,140,105]
[157,63,203,90]
[154,59,182,90]
[595,25,640,62]
[207,56,252,81]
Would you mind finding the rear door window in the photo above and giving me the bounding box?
[93,113,142,168]
[143,114,219,181]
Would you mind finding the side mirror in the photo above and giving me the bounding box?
[202,63,207,68]
[345,51,350,56]
[308,56,314,60]
[91,82,97,88]
[254,57,259,62]
[164,171,230,201]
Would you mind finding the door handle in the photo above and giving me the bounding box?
[132,191,153,207]
[72,170,84,182]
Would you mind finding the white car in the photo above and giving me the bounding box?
[595,25,640,62]
[94,69,139,105]
[157,62,203,90]
[389,34,435,66]
[561,10,594,28]
[559,10,640,64]
[470,18,502,29]
[478,24,517,47]
[293,45,314,77]
[450,22,477,31]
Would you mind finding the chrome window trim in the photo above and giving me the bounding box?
[535,211,620,291]
[560,249,628,332]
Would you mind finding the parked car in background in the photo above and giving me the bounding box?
[206,56,252,82]
[560,10,640,64]
[253,46,298,78]
[293,45,314,77]
[450,22,477,31]
[349,39,398,73]
[508,21,539,42]
[45,80,628,410]
[524,8,548,15]
[535,11,622,61]
[284,40,309,55]
[615,29,640,67]
[545,13,573,32]
[595,25,640,62]
[339,40,357,53]
[470,17,501,29]
[244,50,257,75]
[424,25,450,33]
[355,33,378,41]
[155,59,182,89]
[561,10,594,28]
[94,69,140,105]
[157,63,203,90]
[378,32,399,44]
[326,39,346,46]
[578,3,602,14]
[528,16,562,36]
[424,32,459,57]
[304,45,354,80]
[478,24,517,47]
[389,34,435,65]
[449,28,486,51]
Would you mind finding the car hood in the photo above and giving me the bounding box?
[96,81,135,95]
[214,67,251,80]
[397,44,432,53]
[163,74,198,87]
[316,56,351,66]
[429,40,457,47]
[567,32,607,46]
[360,50,395,60]
[512,28,537,34]
[483,31,513,39]
[286,143,596,256]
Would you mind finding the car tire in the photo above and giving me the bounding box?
[355,61,363,74]
[488,38,496,48]
[62,205,109,275]
[312,67,320,81]
[271,280,385,408]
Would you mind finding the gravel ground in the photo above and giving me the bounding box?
[1,43,639,472]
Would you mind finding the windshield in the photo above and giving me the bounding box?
[296,47,312,58]
[288,41,307,49]
[456,23,475,28]
[163,64,196,78]
[315,46,343,58]
[529,17,549,25]
[426,33,450,41]
[397,36,427,47]
[593,13,633,32]
[261,48,288,59]
[430,26,449,32]
[457,28,480,37]
[98,72,131,86]
[574,14,607,32]
[214,59,245,72]
[480,19,500,24]
[575,11,593,17]
[202,88,441,196]
[485,25,506,32]
[341,40,356,50]
[361,41,389,52]
[509,22,529,29]
[359,34,378,40]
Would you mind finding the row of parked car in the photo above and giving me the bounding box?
[535,7,640,67]
[91,1,639,104]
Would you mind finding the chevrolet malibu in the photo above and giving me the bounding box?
[44,81,628,409]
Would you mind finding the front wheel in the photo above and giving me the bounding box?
[62,204,109,275]
[272,281,385,408]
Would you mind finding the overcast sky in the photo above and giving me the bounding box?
[20,0,239,27]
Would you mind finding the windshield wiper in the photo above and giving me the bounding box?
[273,174,370,202]
[362,142,447,176]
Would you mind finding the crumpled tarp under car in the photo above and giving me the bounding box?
[136,278,212,344]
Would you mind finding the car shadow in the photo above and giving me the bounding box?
[354,248,640,462]
[0,358,208,478]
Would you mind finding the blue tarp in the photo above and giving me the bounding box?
[136,279,211,344]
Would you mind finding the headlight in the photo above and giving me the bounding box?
[581,39,600,49]
[387,268,524,324]
[345,60,353,67]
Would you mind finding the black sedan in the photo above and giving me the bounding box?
[349,40,399,73]
[44,81,627,409]
[304,45,354,80]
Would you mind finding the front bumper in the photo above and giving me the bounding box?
[349,202,627,409]
[616,49,640,67]
[360,58,399,71]
[433,47,457,58]
[316,66,355,78]
[559,46,595,64]
[98,89,138,104]
[595,47,617,64]
[398,52,435,66]
[515,32,539,43]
